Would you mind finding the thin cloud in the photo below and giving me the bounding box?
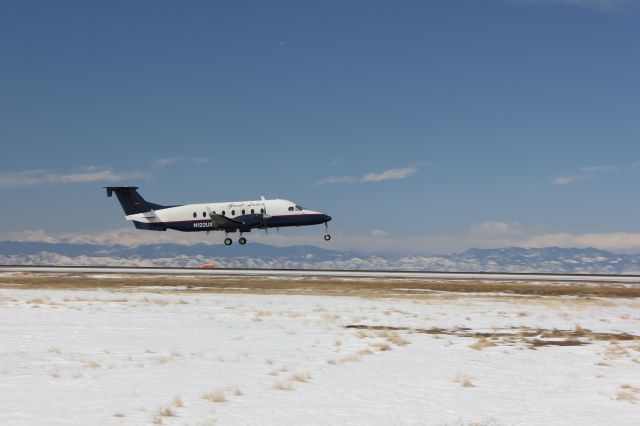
[316,166,418,186]
[315,176,357,187]
[361,167,417,183]
[510,0,634,12]
[193,157,210,165]
[551,164,619,185]
[551,175,588,185]
[580,165,619,173]
[152,157,180,170]
[0,168,146,188]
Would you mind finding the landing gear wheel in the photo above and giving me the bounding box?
[324,234,331,241]
[224,237,233,246]
[239,237,247,245]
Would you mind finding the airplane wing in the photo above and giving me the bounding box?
[206,207,245,229]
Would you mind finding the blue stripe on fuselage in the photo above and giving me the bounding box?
[134,214,328,232]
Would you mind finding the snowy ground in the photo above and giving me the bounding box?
[1,285,639,425]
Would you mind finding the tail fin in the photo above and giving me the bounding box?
[104,186,154,215]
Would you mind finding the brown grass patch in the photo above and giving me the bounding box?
[346,324,639,349]
[4,274,640,298]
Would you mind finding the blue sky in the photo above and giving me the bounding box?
[1,0,639,254]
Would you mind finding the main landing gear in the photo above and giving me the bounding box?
[224,234,247,246]
[324,222,331,241]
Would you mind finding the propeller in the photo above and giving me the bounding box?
[260,196,271,234]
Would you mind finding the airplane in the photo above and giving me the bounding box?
[104,186,332,246]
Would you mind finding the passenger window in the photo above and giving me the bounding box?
[193,212,196,218]
[288,206,294,211]
[203,212,206,217]
[231,210,235,216]
[222,211,225,216]
[242,209,245,215]
[260,208,264,214]
[251,209,255,214]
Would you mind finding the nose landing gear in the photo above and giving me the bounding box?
[324,222,331,241]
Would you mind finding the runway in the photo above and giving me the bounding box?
[1,265,640,283]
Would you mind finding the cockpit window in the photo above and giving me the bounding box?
[295,205,304,211]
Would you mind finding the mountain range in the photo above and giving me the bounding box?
[1,241,640,274]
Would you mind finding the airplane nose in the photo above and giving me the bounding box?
[323,214,332,222]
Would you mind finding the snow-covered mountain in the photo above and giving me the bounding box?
[1,241,640,273]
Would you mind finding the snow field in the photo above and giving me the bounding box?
[0,288,639,425]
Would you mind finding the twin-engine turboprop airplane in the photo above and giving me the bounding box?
[104,187,332,246]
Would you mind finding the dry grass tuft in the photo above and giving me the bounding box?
[373,342,392,351]
[454,373,475,388]
[355,331,369,339]
[172,396,183,408]
[386,333,410,347]
[291,372,312,383]
[275,381,294,391]
[616,385,640,403]
[202,390,227,403]
[606,341,630,358]
[357,348,374,356]
[152,406,176,424]
[340,354,362,363]
[470,338,496,351]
